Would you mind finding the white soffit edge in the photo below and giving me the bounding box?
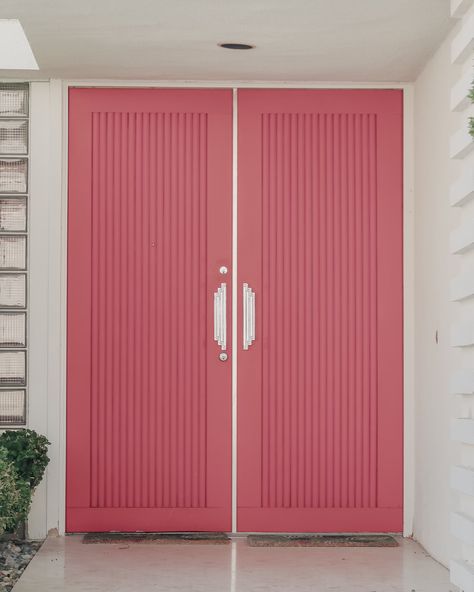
[0,19,38,70]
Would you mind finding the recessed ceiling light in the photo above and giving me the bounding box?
[219,43,255,50]
[0,20,38,70]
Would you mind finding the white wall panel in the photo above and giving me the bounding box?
[450,168,474,206]
[452,466,474,494]
[451,219,474,253]
[451,68,474,111]
[452,419,474,444]
[450,125,474,159]
[452,511,474,544]
[451,321,474,347]
[450,269,474,301]
[414,13,469,567]
[450,369,474,394]
[448,1,474,583]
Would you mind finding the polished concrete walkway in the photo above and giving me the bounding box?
[13,535,452,592]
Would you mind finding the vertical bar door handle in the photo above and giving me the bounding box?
[243,283,255,350]
[213,282,227,351]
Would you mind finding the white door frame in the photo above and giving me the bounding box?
[26,79,414,538]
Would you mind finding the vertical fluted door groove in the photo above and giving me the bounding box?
[257,112,380,510]
[67,89,232,533]
[238,90,403,533]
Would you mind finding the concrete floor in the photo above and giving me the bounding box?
[13,535,452,592]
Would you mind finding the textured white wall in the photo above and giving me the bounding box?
[27,80,65,539]
[414,1,474,570]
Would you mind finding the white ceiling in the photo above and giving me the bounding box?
[0,0,453,81]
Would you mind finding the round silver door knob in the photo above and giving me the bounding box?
[219,352,228,361]
[219,266,228,275]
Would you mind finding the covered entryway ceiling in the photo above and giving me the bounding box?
[0,0,452,81]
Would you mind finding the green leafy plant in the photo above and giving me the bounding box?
[0,448,30,535]
[0,430,50,535]
[0,429,50,489]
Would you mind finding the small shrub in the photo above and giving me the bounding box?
[0,429,50,489]
[0,448,30,535]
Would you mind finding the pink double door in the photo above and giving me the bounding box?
[67,88,403,533]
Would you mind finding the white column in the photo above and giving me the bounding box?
[449,1,474,588]
[27,80,65,538]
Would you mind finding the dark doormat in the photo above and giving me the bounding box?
[83,532,230,545]
[247,534,399,547]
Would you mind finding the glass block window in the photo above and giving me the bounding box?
[0,198,27,232]
[0,351,26,386]
[0,236,26,269]
[0,83,28,425]
[0,274,26,308]
[0,390,25,425]
[0,120,28,155]
[0,85,28,118]
[0,159,28,193]
[0,313,26,347]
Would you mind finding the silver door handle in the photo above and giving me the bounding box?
[243,283,255,350]
[214,283,227,351]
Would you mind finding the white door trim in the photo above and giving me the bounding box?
[26,79,414,538]
[231,88,238,533]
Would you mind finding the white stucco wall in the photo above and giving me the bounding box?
[414,2,474,569]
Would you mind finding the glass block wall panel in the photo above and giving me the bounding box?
[0,313,26,347]
[0,390,25,425]
[0,83,29,424]
[0,85,28,118]
[0,198,27,232]
[0,274,26,308]
[0,120,28,155]
[0,236,26,269]
[0,351,26,385]
[0,159,28,193]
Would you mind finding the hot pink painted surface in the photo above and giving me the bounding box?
[237,90,404,532]
[67,89,233,532]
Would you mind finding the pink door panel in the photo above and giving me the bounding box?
[237,90,403,532]
[67,89,233,532]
